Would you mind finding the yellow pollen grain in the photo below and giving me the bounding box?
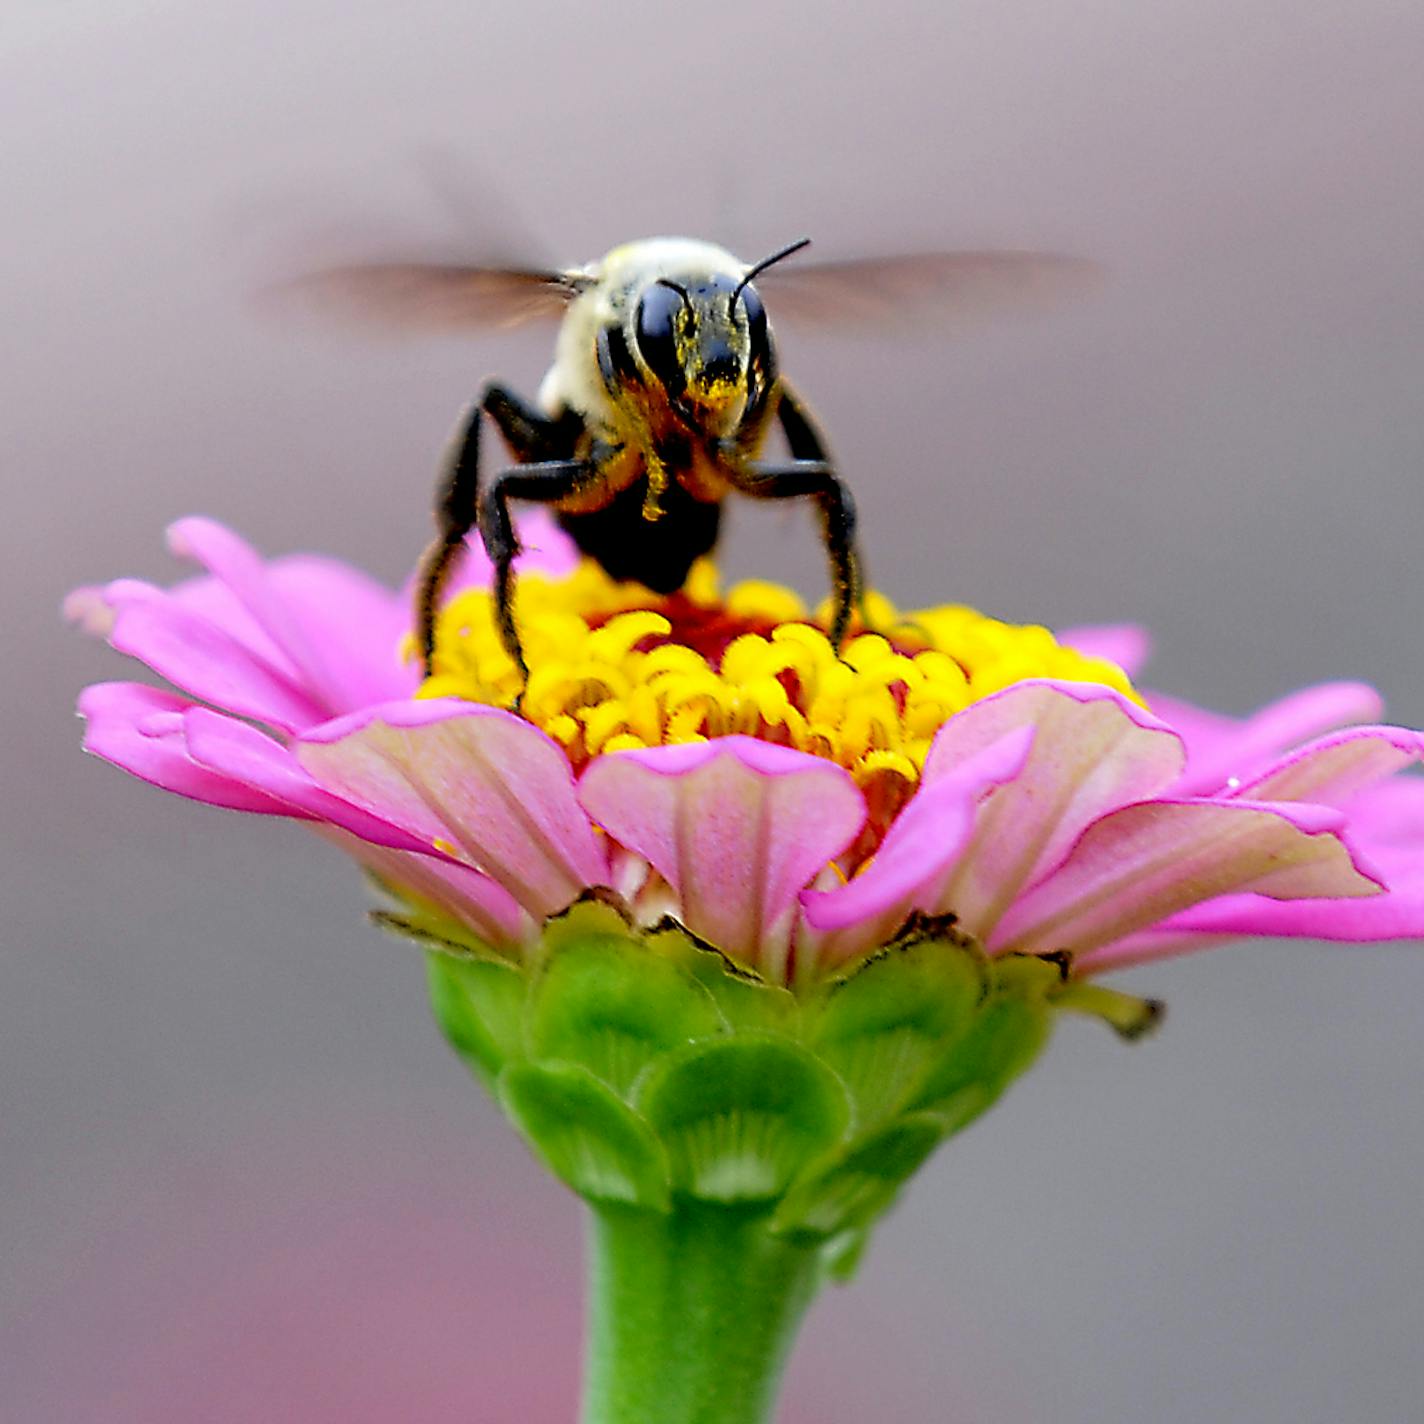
[416,558,1142,789]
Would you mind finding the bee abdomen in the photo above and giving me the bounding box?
[558,477,721,594]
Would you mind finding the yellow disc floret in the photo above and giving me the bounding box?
[415,558,1140,820]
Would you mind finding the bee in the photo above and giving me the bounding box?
[290,236,1094,681]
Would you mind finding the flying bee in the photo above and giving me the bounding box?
[287,236,1095,681]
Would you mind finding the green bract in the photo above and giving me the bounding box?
[417,895,1159,1254]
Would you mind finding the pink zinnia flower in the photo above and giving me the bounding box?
[67,515,1424,985]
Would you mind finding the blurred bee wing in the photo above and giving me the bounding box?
[757,251,1101,329]
[269,262,585,333]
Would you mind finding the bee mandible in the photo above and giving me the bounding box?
[290,236,1095,682]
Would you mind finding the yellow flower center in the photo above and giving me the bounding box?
[415,558,1140,833]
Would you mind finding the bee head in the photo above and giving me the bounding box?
[633,273,770,432]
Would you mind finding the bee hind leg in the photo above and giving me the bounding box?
[416,384,577,676]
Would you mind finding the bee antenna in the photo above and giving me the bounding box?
[654,277,696,317]
[733,237,812,303]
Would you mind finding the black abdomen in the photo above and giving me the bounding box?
[558,477,721,594]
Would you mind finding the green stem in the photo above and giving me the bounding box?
[580,1202,823,1424]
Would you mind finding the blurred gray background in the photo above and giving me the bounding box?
[6,1,1424,1419]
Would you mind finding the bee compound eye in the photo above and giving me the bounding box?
[738,283,769,360]
[634,283,687,395]
[737,282,765,333]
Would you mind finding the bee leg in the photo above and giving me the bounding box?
[416,402,484,673]
[417,384,577,675]
[735,460,860,648]
[771,382,868,643]
[478,459,598,688]
[730,386,861,651]
[771,380,829,464]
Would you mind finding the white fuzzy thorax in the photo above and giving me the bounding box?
[537,237,749,433]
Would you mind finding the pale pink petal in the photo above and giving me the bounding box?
[64,580,149,640]
[297,701,607,918]
[800,728,1032,963]
[1158,773,1424,945]
[78,683,304,816]
[328,832,531,950]
[1057,623,1152,678]
[1158,682,1385,796]
[578,737,864,979]
[181,708,435,855]
[79,683,524,943]
[992,799,1382,958]
[1230,726,1423,805]
[1075,928,1235,974]
[920,682,1186,938]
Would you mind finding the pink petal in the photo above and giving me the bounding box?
[161,570,296,670]
[66,578,327,734]
[297,701,607,918]
[168,519,413,718]
[1346,775,1424,847]
[1157,682,1385,796]
[167,518,330,675]
[1057,623,1152,678]
[920,681,1186,937]
[1230,726,1423,806]
[578,737,864,979]
[799,727,1032,961]
[69,566,308,687]
[78,683,304,816]
[398,511,583,605]
[116,595,327,734]
[266,556,418,708]
[992,799,1383,958]
[1155,882,1424,945]
[71,526,418,724]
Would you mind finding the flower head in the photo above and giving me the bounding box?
[70,514,1424,988]
[68,510,1424,1424]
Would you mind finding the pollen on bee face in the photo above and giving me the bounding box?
[415,558,1141,837]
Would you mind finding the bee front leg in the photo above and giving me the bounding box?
[728,385,862,650]
[733,459,861,649]
[722,380,865,649]
[478,458,600,688]
[770,380,830,465]
[416,384,579,676]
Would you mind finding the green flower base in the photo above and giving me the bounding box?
[397,895,1160,1424]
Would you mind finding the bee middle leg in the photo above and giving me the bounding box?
[416,384,578,674]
